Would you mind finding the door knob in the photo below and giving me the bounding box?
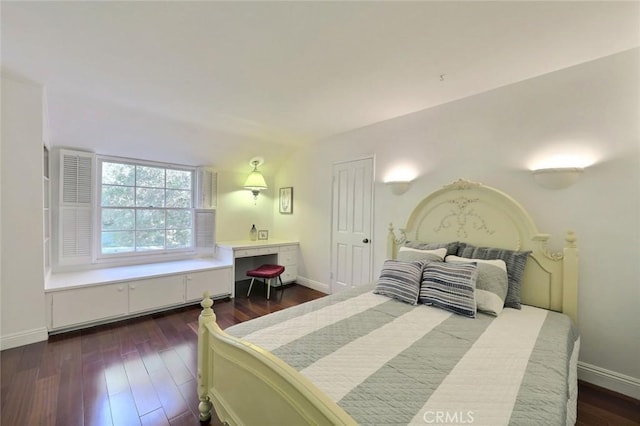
[362,238,369,244]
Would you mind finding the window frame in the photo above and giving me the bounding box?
[95,155,197,262]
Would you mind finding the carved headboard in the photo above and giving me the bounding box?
[387,179,578,324]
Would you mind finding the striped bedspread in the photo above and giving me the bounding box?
[226,285,580,425]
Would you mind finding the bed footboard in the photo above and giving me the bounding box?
[197,293,356,425]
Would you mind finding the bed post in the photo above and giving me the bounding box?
[197,292,215,422]
[387,223,396,259]
[387,223,406,259]
[562,231,579,326]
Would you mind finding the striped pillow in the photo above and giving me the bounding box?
[419,262,478,318]
[446,255,508,316]
[374,260,424,305]
[458,245,530,309]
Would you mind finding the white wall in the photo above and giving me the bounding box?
[216,170,276,242]
[274,49,640,397]
[1,75,48,349]
[45,91,283,245]
[46,90,293,177]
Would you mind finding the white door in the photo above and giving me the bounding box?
[331,157,374,293]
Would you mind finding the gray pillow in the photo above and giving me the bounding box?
[397,247,446,263]
[458,244,530,309]
[419,262,478,318]
[446,255,508,316]
[374,260,424,305]
[404,241,460,256]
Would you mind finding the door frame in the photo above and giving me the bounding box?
[329,155,375,294]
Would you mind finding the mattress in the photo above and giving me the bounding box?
[226,285,580,425]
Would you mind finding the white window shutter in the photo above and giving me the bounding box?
[196,167,217,209]
[195,209,216,255]
[58,149,94,265]
[60,207,92,259]
[62,152,93,204]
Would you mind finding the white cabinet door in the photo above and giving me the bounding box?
[129,275,185,313]
[278,251,297,266]
[51,284,128,329]
[185,268,231,301]
[278,245,298,284]
[280,266,298,284]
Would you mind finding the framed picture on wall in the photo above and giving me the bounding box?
[258,230,269,240]
[279,187,293,214]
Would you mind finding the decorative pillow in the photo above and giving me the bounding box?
[374,260,424,305]
[445,255,508,316]
[458,244,530,309]
[405,241,459,256]
[419,262,478,318]
[397,247,447,263]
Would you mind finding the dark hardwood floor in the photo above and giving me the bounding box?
[577,380,640,426]
[1,283,638,425]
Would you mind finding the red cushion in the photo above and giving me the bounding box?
[246,264,285,279]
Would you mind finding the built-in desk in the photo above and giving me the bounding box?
[217,240,299,298]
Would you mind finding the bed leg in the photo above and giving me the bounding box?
[198,396,212,422]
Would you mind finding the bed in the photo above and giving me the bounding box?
[196,179,580,425]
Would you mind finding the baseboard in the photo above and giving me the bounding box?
[295,276,330,294]
[578,361,640,400]
[0,326,48,351]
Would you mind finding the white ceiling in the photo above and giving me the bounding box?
[2,1,639,168]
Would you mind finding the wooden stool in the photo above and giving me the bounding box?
[246,264,285,300]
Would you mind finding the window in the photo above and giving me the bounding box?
[98,158,195,257]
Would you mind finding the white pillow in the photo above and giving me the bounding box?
[397,247,447,262]
[445,255,508,316]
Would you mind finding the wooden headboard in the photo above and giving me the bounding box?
[387,179,578,324]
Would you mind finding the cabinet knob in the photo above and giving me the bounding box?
[117,286,124,292]
[130,285,136,290]
[362,238,370,244]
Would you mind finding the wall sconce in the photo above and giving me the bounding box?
[385,181,411,195]
[243,157,268,201]
[532,167,584,189]
[384,164,417,195]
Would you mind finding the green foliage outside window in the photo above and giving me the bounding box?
[100,160,194,255]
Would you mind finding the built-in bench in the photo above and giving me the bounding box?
[45,258,232,332]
